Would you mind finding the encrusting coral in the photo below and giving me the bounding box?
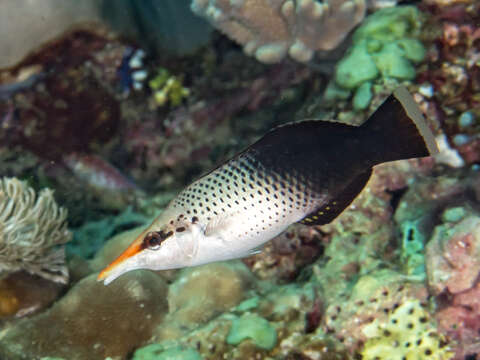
[361,299,453,359]
[326,5,426,110]
[191,0,366,63]
[0,177,71,283]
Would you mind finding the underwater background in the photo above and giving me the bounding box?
[0,0,479,359]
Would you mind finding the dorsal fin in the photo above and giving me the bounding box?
[300,168,372,226]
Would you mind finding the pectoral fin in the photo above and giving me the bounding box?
[205,212,239,237]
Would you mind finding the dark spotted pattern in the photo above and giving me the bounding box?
[172,152,322,239]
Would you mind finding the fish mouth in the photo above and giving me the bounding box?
[97,232,145,285]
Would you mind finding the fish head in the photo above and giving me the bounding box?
[97,212,202,285]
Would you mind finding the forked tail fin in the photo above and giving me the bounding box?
[361,87,438,164]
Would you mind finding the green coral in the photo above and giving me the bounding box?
[332,6,426,110]
[353,82,373,110]
[361,300,453,359]
[226,313,277,350]
[335,40,379,90]
[149,68,190,107]
[133,344,202,360]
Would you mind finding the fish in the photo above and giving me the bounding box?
[98,87,438,285]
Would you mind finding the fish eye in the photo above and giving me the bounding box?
[143,230,173,250]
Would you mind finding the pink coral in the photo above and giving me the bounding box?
[427,213,480,358]
[426,216,480,296]
[436,283,480,358]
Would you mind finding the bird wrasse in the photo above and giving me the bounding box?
[98,87,438,285]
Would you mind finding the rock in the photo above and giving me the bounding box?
[154,261,255,341]
[166,262,255,330]
[0,271,64,319]
[0,271,168,360]
[0,0,102,69]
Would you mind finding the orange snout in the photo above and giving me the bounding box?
[97,232,145,281]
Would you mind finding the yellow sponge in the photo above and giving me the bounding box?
[361,299,453,360]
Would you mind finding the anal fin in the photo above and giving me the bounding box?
[300,168,372,226]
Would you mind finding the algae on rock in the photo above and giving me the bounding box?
[226,313,278,350]
[133,344,203,360]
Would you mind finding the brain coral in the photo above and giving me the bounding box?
[0,177,71,283]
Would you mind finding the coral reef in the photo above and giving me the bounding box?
[395,168,480,277]
[1,0,478,358]
[415,0,480,164]
[134,281,348,359]
[392,168,480,358]
[191,0,366,63]
[0,177,71,283]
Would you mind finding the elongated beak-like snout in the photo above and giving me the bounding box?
[97,231,146,284]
